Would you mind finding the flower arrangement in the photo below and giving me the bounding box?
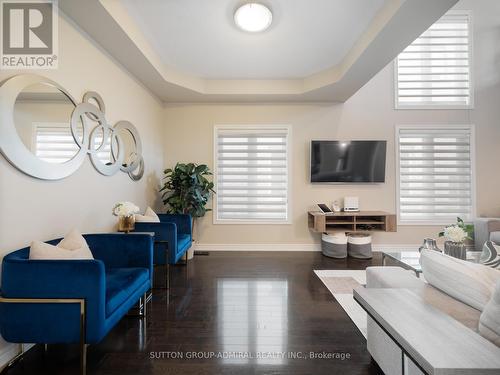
[441,225,468,243]
[112,202,139,217]
[439,217,473,243]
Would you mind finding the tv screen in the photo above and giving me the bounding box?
[310,140,386,183]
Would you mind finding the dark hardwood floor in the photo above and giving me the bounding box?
[4,251,384,375]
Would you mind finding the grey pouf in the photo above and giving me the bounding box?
[321,232,348,258]
[347,233,373,259]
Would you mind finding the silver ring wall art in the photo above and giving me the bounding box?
[0,74,144,181]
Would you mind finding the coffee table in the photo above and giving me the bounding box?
[353,287,500,374]
[382,250,483,278]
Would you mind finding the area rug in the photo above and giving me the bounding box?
[314,270,367,337]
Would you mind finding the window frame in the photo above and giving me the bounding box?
[395,124,476,226]
[394,10,474,110]
[213,124,292,225]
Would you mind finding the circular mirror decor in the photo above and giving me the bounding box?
[0,74,145,181]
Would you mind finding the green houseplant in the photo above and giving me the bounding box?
[160,163,215,240]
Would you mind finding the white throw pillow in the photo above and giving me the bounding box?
[29,230,94,260]
[479,280,500,346]
[135,207,160,223]
[58,229,88,250]
[420,249,500,311]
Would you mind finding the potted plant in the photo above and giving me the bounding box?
[439,217,474,259]
[160,163,215,258]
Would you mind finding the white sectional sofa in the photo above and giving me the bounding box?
[474,218,500,251]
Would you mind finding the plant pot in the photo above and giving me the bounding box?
[118,215,135,233]
[444,241,466,260]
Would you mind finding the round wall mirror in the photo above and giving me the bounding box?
[0,74,144,181]
[13,83,83,164]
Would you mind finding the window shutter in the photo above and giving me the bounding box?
[215,127,289,222]
[395,12,472,108]
[35,124,81,163]
[398,126,473,224]
[35,123,111,163]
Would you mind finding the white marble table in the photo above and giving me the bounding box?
[353,287,500,375]
[381,251,483,277]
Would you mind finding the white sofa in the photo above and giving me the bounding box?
[365,250,500,375]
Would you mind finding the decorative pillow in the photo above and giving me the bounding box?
[479,280,500,346]
[135,207,160,223]
[29,229,94,260]
[420,249,500,311]
[480,241,500,269]
[58,229,89,251]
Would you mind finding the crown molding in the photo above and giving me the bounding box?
[59,0,458,103]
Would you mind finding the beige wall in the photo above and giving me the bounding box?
[0,11,165,365]
[163,0,500,247]
[0,14,165,252]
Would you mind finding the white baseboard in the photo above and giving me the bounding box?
[194,243,421,252]
[194,243,321,251]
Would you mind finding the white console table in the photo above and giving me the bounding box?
[353,287,500,375]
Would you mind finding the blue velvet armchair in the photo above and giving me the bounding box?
[134,213,192,265]
[0,233,153,375]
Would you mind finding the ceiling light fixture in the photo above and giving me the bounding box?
[234,3,273,33]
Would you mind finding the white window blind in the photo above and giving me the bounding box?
[397,126,474,224]
[34,123,111,163]
[395,11,472,109]
[215,126,290,223]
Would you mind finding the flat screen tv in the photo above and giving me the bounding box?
[310,140,386,183]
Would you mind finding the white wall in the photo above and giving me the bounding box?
[0,12,164,366]
[163,0,500,248]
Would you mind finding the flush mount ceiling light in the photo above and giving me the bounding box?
[234,3,273,33]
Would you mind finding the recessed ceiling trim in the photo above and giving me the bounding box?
[59,0,459,103]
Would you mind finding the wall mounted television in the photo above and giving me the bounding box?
[310,140,387,183]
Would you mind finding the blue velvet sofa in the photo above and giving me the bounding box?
[0,233,153,374]
[134,213,192,265]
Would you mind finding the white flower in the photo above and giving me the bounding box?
[112,202,139,217]
[443,225,467,243]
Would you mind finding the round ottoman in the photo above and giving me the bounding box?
[321,232,348,258]
[347,233,372,259]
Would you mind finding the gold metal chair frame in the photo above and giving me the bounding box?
[0,297,86,375]
[0,292,148,375]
